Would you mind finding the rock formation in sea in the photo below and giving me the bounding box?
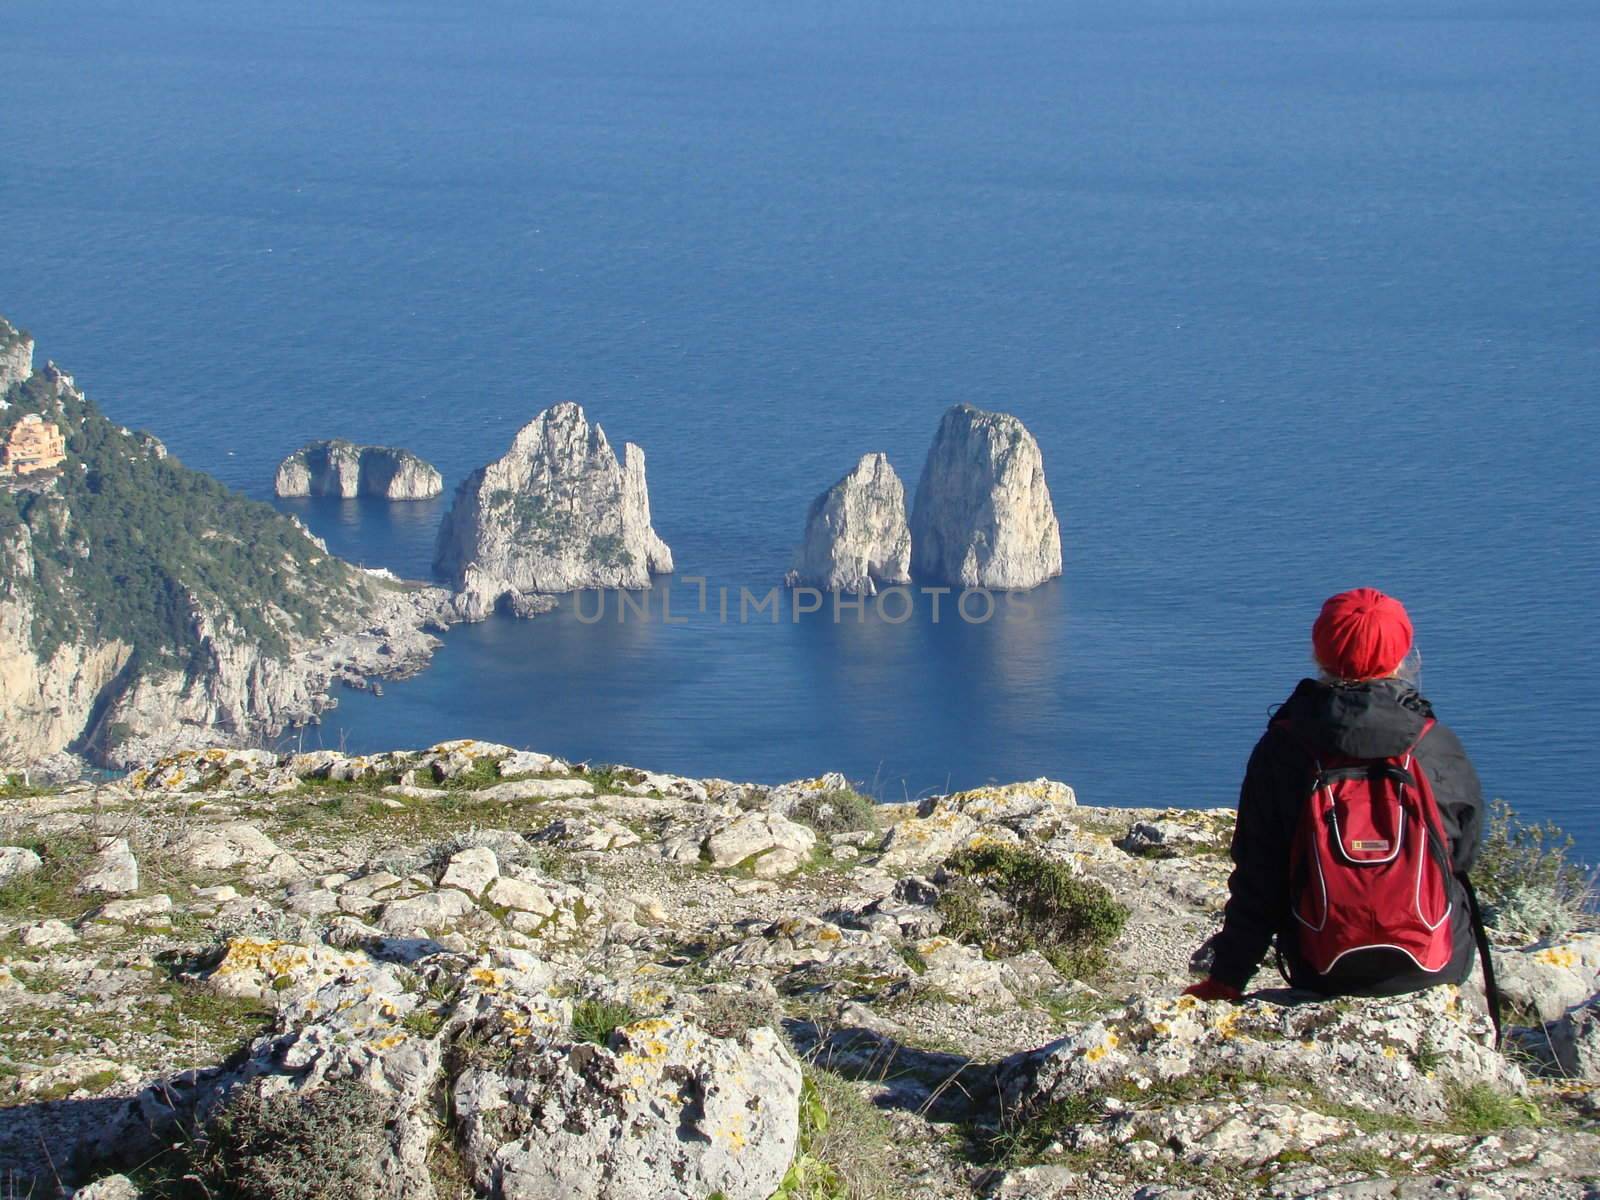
[274,439,443,500]
[785,452,911,594]
[434,402,673,618]
[909,404,1063,589]
[3,743,1593,1198]
[0,316,458,768]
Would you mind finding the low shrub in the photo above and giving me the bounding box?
[202,1080,388,1200]
[1474,800,1597,940]
[789,788,880,836]
[938,845,1127,979]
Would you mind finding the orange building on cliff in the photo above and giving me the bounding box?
[0,413,68,478]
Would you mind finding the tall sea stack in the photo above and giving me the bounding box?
[434,404,673,619]
[785,453,911,595]
[909,404,1062,590]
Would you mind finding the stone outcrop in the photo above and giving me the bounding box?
[456,1016,800,1200]
[785,453,911,594]
[0,317,32,393]
[2,743,1597,1199]
[273,440,443,500]
[434,403,672,616]
[909,404,1063,589]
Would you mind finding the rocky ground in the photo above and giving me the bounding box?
[1,744,1596,1200]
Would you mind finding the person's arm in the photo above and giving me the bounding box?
[1419,724,1485,874]
[1204,731,1298,993]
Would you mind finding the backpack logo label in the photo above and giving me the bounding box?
[1350,839,1391,852]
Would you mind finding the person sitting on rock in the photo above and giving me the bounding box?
[1185,587,1487,1002]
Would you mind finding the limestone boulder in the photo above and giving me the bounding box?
[376,889,484,937]
[74,837,138,896]
[438,847,500,896]
[1494,934,1600,1022]
[874,805,980,873]
[454,1016,802,1200]
[173,822,282,871]
[0,846,42,886]
[997,987,1519,1125]
[704,810,818,877]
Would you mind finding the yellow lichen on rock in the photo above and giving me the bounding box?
[1535,946,1579,970]
[1085,1032,1120,1063]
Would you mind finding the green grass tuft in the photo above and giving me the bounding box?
[1444,1082,1543,1134]
[938,844,1127,979]
[570,998,642,1046]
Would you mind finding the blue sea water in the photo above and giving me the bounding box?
[2,0,1597,853]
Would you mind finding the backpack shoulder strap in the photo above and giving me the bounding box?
[1401,717,1498,1043]
[1458,873,1504,1048]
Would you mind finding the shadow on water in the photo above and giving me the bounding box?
[317,577,1078,798]
[274,494,445,582]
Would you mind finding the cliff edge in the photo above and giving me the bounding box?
[1,745,1594,1200]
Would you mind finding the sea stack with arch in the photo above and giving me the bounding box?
[273,440,443,500]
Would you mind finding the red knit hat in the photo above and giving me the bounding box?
[1312,588,1414,681]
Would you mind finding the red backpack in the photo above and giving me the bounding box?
[1278,718,1456,977]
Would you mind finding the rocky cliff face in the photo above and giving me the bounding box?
[909,404,1063,590]
[274,440,442,500]
[0,524,132,765]
[0,321,457,767]
[4,745,1595,1199]
[434,403,673,617]
[92,585,457,768]
[785,453,911,594]
[0,318,32,393]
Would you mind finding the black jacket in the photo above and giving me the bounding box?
[1208,677,1485,996]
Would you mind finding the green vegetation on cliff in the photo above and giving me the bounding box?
[0,364,371,669]
[0,316,29,353]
